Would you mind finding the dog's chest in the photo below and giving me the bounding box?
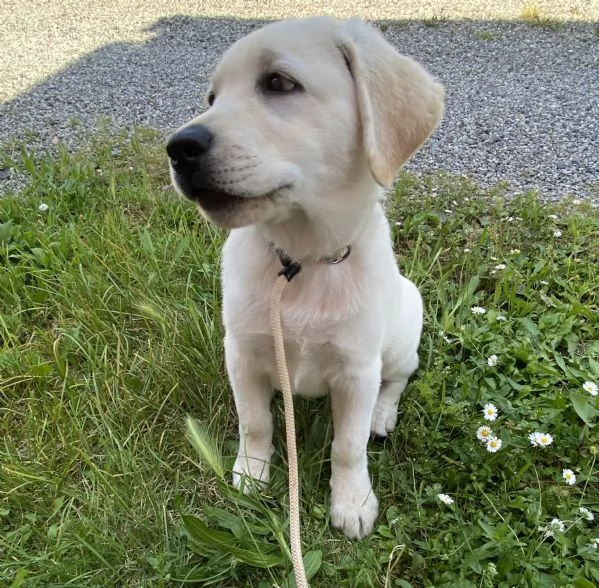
[273,339,334,398]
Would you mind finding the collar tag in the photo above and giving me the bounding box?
[325,244,352,264]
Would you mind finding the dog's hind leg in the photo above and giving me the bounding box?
[370,353,418,437]
[371,275,422,437]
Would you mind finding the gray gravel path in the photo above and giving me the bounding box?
[1,1,598,201]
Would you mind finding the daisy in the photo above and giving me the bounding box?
[550,518,565,533]
[496,315,507,322]
[487,355,498,367]
[548,214,558,220]
[579,507,594,522]
[486,436,502,453]
[471,306,486,315]
[464,248,471,253]
[483,403,498,421]
[437,493,454,505]
[583,381,598,396]
[553,229,562,238]
[539,525,554,539]
[38,203,49,212]
[588,538,599,549]
[562,469,576,485]
[510,248,521,255]
[494,264,506,270]
[476,426,493,442]
[530,432,553,447]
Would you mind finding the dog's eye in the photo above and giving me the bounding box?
[207,92,215,106]
[264,73,301,93]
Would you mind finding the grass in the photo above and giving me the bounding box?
[475,30,497,42]
[520,6,561,30]
[1,130,598,587]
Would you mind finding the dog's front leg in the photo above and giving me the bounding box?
[226,337,275,491]
[329,361,381,540]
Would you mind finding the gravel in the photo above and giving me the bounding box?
[1,1,598,202]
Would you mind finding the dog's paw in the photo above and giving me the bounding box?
[370,400,398,437]
[330,485,379,540]
[232,454,270,493]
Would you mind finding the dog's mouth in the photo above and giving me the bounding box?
[173,174,289,213]
[186,187,249,212]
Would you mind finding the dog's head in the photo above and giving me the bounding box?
[167,17,444,229]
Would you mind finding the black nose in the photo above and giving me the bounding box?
[166,125,214,173]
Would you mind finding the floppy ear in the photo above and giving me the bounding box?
[336,19,445,187]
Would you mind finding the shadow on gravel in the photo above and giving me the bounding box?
[1,15,598,198]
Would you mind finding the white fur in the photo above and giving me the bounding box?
[170,16,444,539]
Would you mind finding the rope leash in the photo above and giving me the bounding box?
[268,243,350,587]
[269,273,309,588]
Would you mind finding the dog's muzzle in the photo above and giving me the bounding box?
[167,125,245,211]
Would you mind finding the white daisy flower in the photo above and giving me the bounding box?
[583,381,598,396]
[548,214,558,220]
[550,518,565,533]
[562,469,576,485]
[579,507,594,522]
[483,403,498,421]
[464,248,471,253]
[38,203,49,212]
[486,436,502,453]
[510,248,521,255]
[494,264,506,270]
[471,306,486,315]
[588,538,599,549]
[487,354,498,367]
[553,229,562,238]
[476,426,493,443]
[437,493,454,505]
[530,432,553,447]
[506,216,514,222]
[496,315,507,322]
[539,525,554,539]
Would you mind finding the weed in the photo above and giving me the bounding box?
[476,30,497,41]
[521,5,561,30]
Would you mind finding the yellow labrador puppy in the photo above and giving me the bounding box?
[167,16,444,539]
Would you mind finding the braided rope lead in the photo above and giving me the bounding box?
[270,274,309,588]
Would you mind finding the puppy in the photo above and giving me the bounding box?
[167,16,444,539]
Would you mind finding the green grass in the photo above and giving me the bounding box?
[476,30,497,42]
[1,130,598,587]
